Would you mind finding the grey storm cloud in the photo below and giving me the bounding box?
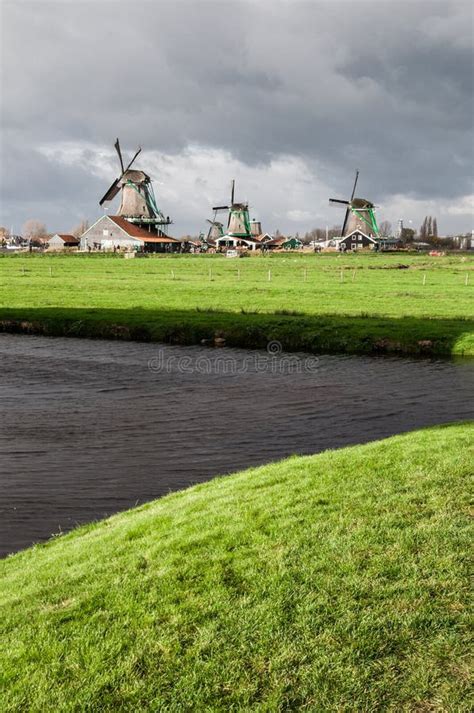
[0,0,473,233]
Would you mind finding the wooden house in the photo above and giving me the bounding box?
[264,236,287,251]
[282,237,303,250]
[338,229,377,252]
[80,215,181,253]
[47,234,80,250]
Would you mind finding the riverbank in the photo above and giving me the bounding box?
[1,253,473,356]
[1,423,472,710]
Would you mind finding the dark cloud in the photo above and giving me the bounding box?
[0,0,472,233]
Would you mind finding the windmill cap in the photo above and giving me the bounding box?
[120,169,150,184]
[351,197,375,209]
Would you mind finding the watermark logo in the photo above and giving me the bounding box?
[266,340,283,356]
[148,341,319,375]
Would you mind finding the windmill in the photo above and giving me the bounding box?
[99,138,172,235]
[212,180,252,240]
[329,170,379,238]
[205,217,224,243]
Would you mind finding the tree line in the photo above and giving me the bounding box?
[0,219,90,245]
[418,216,438,240]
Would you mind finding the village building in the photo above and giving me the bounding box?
[215,234,260,251]
[282,237,303,250]
[47,234,80,250]
[80,215,181,253]
[450,233,474,250]
[264,236,287,251]
[378,237,403,251]
[338,229,377,251]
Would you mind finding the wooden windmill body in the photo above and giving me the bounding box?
[206,219,224,243]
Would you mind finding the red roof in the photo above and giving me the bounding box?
[139,236,180,244]
[109,216,178,243]
[54,234,79,243]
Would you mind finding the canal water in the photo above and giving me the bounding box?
[1,334,473,556]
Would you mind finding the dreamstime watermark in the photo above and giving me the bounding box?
[148,341,319,375]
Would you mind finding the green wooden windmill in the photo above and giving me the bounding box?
[329,170,380,238]
[212,180,252,240]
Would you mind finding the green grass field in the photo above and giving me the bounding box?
[1,251,473,355]
[1,424,472,711]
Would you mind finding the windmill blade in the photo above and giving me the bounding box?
[350,169,359,201]
[341,207,351,237]
[212,205,229,211]
[99,178,121,206]
[329,198,350,205]
[114,138,124,173]
[231,179,235,205]
[206,219,215,225]
[124,147,142,172]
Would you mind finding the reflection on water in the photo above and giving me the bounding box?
[1,334,473,556]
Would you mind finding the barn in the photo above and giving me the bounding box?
[80,215,181,253]
[47,234,80,250]
[338,230,377,252]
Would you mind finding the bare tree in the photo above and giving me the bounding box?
[400,227,416,243]
[0,226,10,244]
[378,220,392,237]
[23,219,48,244]
[328,225,342,239]
[71,219,90,238]
[305,225,342,242]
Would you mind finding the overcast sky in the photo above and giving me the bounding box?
[1,0,473,236]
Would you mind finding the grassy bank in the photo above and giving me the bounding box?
[1,423,472,710]
[1,252,473,356]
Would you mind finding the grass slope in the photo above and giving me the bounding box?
[1,252,473,356]
[1,424,472,711]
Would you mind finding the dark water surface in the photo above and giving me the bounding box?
[1,334,473,556]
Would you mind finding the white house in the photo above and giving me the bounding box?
[214,234,260,251]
